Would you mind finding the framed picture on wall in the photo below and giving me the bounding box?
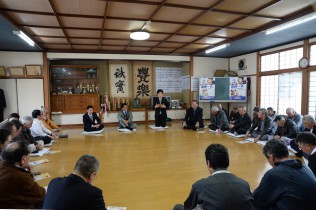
[25,65,42,76]
[0,66,6,76]
[9,67,25,76]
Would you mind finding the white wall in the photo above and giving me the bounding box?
[0,51,43,67]
[229,52,258,113]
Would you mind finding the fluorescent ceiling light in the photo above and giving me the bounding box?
[205,44,230,54]
[266,13,316,35]
[130,31,150,40]
[13,30,35,46]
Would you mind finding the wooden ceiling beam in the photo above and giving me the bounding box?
[47,0,72,49]
[173,0,282,54]
[149,0,226,52]
[98,1,109,49]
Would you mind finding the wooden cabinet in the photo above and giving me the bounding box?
[51,94,100,114]
[50,65,100,114]
[50,65,98,95]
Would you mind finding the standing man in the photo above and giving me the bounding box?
[117,103,136,131]
[83,105,104,132]
[183,100,204,131]
[152,89,169,128]
[253,140,316,210]
[245,108,272,142]
[43,155,107,210]
[173,144,253,210]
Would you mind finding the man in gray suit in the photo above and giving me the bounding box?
[117,103,136,132]
[173,144,253,210]
[209,106,229,133]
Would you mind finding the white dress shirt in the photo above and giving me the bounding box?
[30,118,52,137]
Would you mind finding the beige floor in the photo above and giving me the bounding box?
[32,123,273,210]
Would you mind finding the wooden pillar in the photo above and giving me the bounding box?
[43,52,50,110]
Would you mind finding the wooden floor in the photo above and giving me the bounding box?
[33,123,272,210]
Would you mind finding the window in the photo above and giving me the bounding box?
[311,44,316,66]
[279,48,303,69]
[260,75,278,109]
[261,53,279,72]
[308,71,316,117]
[260,72,302,115]
[278,72,302,114]
[260,47,303,72]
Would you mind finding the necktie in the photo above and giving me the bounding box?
[89,115,93,121]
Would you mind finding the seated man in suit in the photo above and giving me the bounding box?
[43,155,107,210]
[83,105,104,132]
[14,116,44,153]
[30,109,56,144]
[253,140,316,210]
[296,132,316,176]
[173,144,253,210]
[0,141,46,209]
[267,107,278,135]
[228,106,240,124]
[229,106,251,135]
[117,103,136,131]
[183,100,204,131]
[272,115,298,144]
[286,107,303,131]
[209,105,229,133]
[152,89,169,127]
[302,115,316,135]
[245,108,272,142]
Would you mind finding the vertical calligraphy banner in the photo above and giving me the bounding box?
[109,61,130,98]
[132,61,153,104]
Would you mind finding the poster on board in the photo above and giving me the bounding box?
[199,77,215,100]
[230,77,247,100]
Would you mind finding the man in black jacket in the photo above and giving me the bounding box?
[43,155,107,210]
[183,100,204,130]
[152,89,169,127]
[273,115,297,145]
[302,115,316,135]
[245,108,272,142]
[253,140,316,210]
[83,105,104,132]
[296,132,316,176]
[229,106,251,135]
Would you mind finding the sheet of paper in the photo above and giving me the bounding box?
[34,173,51,181]
[237,140,252,144]
[29,159,49,166]
[107,206,127,210]
[226,133,246,138]
[30,148,50,157]
[47,150,61,154]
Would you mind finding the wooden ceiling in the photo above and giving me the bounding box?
[0,0,315,55]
